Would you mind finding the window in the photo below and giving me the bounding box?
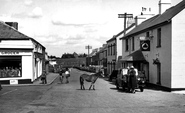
[132,37,135,51]
[111,44,112,55]
[113,43,116,55]
[146,31,150,37]
[157,28,161,47]
[0,56,22,78]
[108,45,110,56]
[125,39,129,51]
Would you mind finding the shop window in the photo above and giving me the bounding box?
[0,56,22,78]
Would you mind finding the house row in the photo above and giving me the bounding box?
[0,21,47,84]
[90,0,185,91]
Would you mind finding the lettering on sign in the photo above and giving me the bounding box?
[10,79,18,84]
[1,51,19,55]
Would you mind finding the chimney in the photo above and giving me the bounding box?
[134,7,155,26]
[5,22,18,30]
[158,0,171,14]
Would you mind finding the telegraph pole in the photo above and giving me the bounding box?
[118,13,133,35]
[85,45,92,66]
[118,13,133,68]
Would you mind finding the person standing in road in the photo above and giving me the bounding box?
[41,70,47,84]
[129,66,137,93]
[59,68,65,84]
[65,68,70,83]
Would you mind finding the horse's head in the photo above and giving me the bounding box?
[96,71,104,78]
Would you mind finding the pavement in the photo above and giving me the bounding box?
[2,73,59,87]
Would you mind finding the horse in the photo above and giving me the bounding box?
[79,71,103,90]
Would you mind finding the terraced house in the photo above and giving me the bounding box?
[120,0,185,91]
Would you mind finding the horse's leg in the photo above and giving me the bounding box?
[83,84,85,90]
[93,84,95,90]
[89,83,93,90]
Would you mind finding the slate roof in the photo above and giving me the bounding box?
[0,21,45,49]
[120,0,185,40]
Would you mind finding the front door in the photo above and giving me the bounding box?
[157,63,161,85]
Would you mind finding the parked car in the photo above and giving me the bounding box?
[115,69,146,92]
[109,70,118,82]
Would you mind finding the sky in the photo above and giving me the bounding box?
[0,0,159,57]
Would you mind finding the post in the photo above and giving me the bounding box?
[118,13,133,35]
[85,45,92,66]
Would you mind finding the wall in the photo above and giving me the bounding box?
[0,40,33,49]
[171,8,185,88]
[22,55,33,81]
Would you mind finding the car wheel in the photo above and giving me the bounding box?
[116,80,119,89]
[139,86,144,92]
[122,82,126,91]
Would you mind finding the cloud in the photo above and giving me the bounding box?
[28,7,43,18]
[24,0,33,6]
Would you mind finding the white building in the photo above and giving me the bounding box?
[120,0,185,91]
[0,22,46,84]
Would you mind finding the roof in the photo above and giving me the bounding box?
[0,21,45,49]
[120,0,185,40]
[107,35,116,43]
[120,49,147,62]
[107,23,136,42]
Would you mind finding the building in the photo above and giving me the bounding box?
[56,57,86,69]
[120,0,185,90]
[106,36,117,76]
[0,21,46,84]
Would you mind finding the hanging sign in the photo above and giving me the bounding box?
[140,40,150,51]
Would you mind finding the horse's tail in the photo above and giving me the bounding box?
[79,76,84,85]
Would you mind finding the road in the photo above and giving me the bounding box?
[1,68,185,113]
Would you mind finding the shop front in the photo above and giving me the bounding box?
[0,49,35,84]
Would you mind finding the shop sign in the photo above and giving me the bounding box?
[140,40,150,51]
[10,79,18,85]
[0,51,19,55]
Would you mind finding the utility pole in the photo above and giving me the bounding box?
[118,13,133,68]
[118,13,133,35]
[85,45,92,66]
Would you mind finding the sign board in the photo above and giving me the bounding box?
[140,40,150,51]
[139,36,147,40]
[10,79,18,85]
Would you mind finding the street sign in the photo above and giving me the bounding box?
[140,40,150,51]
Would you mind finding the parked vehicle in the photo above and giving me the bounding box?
[115,68,146,92]
[109,70,118,82]
[0,82,2,91]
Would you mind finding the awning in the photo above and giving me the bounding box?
[120,50,147,62]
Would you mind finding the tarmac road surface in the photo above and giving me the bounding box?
[1,68,185,113]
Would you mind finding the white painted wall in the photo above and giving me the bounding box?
[171,8,185,88]
[0,40,33,49]
[22,55,33,81]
